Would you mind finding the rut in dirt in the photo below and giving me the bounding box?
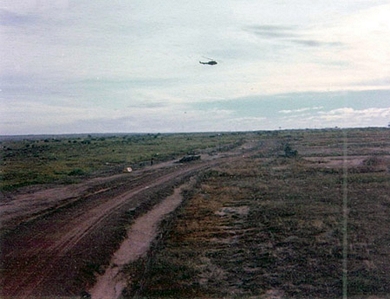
[89,178,194,299]
[0,162,211,298]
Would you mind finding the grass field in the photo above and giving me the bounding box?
[1,128,389,298]
[122,128,390,298]
[0,132,244,190]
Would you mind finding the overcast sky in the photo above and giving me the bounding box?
[1,0,389,134]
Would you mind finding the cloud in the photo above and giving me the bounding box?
[279,107,390,129]
[245,24,343,48]
[0,97,235,134]
[289,39,341,48]
[2,89,389,134]
[240,4,390,94]
[306,4,390,85]
[0,9,40,26]
[279,106,324,114]
[246,25,297,39]
[319,107,390,122]
[1,1,390,134]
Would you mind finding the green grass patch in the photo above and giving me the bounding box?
[0,132,246,190]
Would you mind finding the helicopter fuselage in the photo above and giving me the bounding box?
[199,60,217,65]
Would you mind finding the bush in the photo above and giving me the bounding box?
[68,168,85,176]
[284,144,298,157]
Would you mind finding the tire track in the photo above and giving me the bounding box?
[0,162,211,298]
[89,178,197,299]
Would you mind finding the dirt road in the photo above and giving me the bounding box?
[0,148,253,298]
[89,178,195,299]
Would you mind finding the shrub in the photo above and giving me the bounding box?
[68,168,85,176]
[284,144,298,157]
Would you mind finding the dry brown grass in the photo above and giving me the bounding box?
[124,128,390,298]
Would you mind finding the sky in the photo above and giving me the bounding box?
[1,0,390,134]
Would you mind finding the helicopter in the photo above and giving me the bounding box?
[199,57,218,65]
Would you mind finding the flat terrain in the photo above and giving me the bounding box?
[1,128,389,298]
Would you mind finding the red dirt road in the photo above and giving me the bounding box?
[0,159,218,298]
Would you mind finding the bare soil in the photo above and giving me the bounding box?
[89,178,195,299]
[0,144,253,298]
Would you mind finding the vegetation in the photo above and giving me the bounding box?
[0,132,244,190]
[123,127,390,298]
[1,128,389,297]
[284,143,298,157]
